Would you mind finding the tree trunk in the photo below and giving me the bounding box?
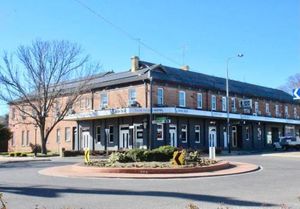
[40,126,47,155]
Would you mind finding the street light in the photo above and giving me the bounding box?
[226,53,244,153]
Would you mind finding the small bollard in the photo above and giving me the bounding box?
[60,147,65,157]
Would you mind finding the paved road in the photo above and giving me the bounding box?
[0,154,299,209]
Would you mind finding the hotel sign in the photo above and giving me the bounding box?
[293,89,300,100]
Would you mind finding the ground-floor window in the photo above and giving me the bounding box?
[245,126,249,140]
[21,131,25,146]
[257,127,262,140]
[181,124,187,143]
[109,126,114,143]
[56,129,61,143]
[267,131,272,144]
[157,123,164,140]
[96,126,101,143]
[195,125,200,143]
[65,127,71,142]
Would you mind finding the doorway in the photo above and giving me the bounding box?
[119,125,130,149]
[208,126,217,147]
[81,130,90,150]
[169,124,177,147]
[232,126,237,148]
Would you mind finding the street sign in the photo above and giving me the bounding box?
[153,117,171,124]
[172,150,186,165]
[293,89,300,100]
[84,149,90,163]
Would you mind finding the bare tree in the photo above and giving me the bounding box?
[279,73,300,94]
[0,40,97,154]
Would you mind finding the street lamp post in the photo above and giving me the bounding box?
[148,72,153,150]
[226,54,243,153]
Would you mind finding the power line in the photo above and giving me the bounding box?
[73,0,182,66]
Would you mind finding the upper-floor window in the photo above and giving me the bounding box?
[80,98,85,110]
[26,130,29,146]
[179,91,186,107]
[275,104,279,116]
[85,97,91,109]
[285,105,289,117]
[195,125,201,143]
[266,103,270,114]
[222,96,226,112]
[254,101,259,113]
[294,107,297,118]
[231,98,236,112]
[100,93,108,108]
[128,88,136,105]
[65,127,71,142]
[211,95,216,111]
[197,93,202,109]
[157,88,164,105]
[181,124,187,143]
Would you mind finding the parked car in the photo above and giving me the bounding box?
[273,136,300,150]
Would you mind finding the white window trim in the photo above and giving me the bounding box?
[211,95,216,111]
[65,127,71,142]
[179,91,186,107]
[128,88,137,104]
[181,124,188,143]
[157,88,164,105]
[255,102,259,113]
[222,96,226,112]
[197,93,202,109]
[157,123,164,140]
[95,126,101,143]
[56,129,61,144]
[100,92,108,108]
[195,125,201,143]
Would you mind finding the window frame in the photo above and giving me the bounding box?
[197,93,202,109]
[181,124,188,143]
[26,130,30,146]
[56,129,61,144]
[231,97,236,112]
[156,123,164,140]
[265,103,270,114]
[21,130,25,146]
[211,95,216,111]
[254,101,259,113]
[195,125,201,143]
[179,91,186,107]
[128,88,137,104]
[65,127,71,142]
[100,92,108,108]
[157,88,164,105]
[95,126,101,143]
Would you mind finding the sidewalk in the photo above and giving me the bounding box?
[0,156,52,164]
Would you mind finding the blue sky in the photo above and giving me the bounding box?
[1,0,300,115]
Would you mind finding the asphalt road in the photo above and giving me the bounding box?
[0,154,299,209]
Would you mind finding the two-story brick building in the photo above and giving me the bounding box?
[8,56,300,153]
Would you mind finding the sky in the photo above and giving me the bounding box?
[0,0,300,115]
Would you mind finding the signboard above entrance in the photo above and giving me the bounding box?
[293,89,300,100]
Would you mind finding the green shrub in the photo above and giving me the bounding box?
[9,152,15,157]
[20,153,27,157]
[125,149,146,162]
[63,150,84,157]
[15,152,21,157]
[108,152,133,163]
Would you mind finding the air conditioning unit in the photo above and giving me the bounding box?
[241,99,252,109]
[129,100,139,107]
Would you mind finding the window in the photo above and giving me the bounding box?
[179,91,186,107]
[157,123,164,140]
[56,129,61,143]
[285,105,289,117]
[245,127,249,140]
[275,105,279,116]
[195,125,200,143]
[266,103,270,114]
[109,126,114,143]
[80,98,85,109]
[257,127,262,140]
[254,102,259,113]
[21,131,25,146]
[157,88,164,105]
[211,95,216,110]
[85,97,91,109]
[197,93,202,109]
[96,126,101,143]
[100,93,108,108]
[222,96,226,111]
[26,130,30,146]
[65,127,71,142]
[181,124,187,143]
[231,98,236,112]
[294,107,297,118]
[21,106,26,120]
[128,88,136,105]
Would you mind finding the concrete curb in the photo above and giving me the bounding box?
[0,158,51,164]
[39,161,260,179]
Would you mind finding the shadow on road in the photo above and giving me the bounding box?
[0,185,276,207]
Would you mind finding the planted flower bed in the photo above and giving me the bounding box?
[86,146,217,168]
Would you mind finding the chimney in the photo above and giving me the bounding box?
[131,56,139,72]
[181,65,190,71]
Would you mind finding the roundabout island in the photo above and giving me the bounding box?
[39,146,260,179]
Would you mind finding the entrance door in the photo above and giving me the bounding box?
[81,131,90,150]
[119,126,130,149]
[169,124,177,147]
[208,126,217,147]
[272,127,279,143]
[232,126,237,148]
